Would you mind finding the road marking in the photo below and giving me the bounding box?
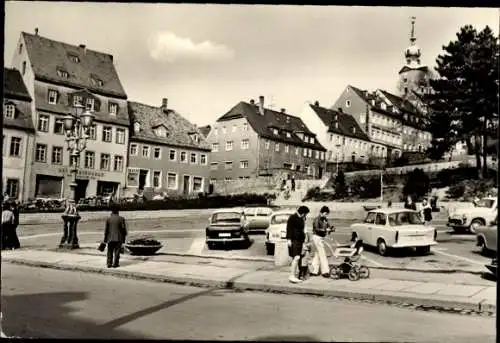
[186,237,207,255]
[19,229,202,240]
[432,247,486,266]
[361,255,386,267]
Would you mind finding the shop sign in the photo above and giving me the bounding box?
[58,167,105,179]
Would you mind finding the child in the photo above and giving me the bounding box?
[298,242,312,280]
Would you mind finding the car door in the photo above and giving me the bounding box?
[359,212,377,246]
[374,213,388,244]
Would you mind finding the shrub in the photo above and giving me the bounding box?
[403,168,430,199]
[349,176,381,199]
[302,187,321,201]
[334,170,347,198]
[127,235,161,246]
[446,183,466,199]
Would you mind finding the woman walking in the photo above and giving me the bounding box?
[421,198,433,225]
[404,195,417,211]
[310,206,333,277]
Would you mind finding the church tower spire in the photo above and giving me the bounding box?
[404,16,421,67]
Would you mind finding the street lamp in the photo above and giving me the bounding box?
[59,103,95,249]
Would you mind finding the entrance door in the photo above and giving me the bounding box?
[318,167,323,179]
[183,175,190,196]
[138,170,149,191]
[75,179,89,203]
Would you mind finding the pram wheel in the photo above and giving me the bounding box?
[348,268,360,281]
[329,265,341,279]
[358,266,370,279]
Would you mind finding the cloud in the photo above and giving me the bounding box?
[149,31,234,63]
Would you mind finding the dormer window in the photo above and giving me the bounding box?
[57,69,69,78]
[381,103,387,110]
[273,129,279,135]
[370,99,375,106]
[4,104,15,119]
[286,132,291,138]
[189,133,199,143]
[133,122,141,133]
[73,95,83,106]
[109,103,118,115]
[86,98,95,111]
[68,53,80,63]
[91,77,104,87]
[311,137,315,144]
[154,126,168,138]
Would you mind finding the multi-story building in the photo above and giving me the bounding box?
[3,67,35,202]
[126,98,211,197]
[298,101,385,170]
[11,30,130,201]
[199,125,211,138]
[206,96,327,184]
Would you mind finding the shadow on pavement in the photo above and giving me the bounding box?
[1,292,147,339]
[255,334,323,341]
[480,272,497,282]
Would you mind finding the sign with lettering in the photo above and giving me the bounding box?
[58,167,105,179]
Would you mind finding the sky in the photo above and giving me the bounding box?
[4,3,499,127]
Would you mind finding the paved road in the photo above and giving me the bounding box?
[17,216,491,273]
[1,264,495,342]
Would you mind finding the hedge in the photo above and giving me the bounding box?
[18,193,272,214]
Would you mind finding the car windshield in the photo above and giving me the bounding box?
[271,213,292,225]
[475,199,495,208]
[212,213,241,223]
[388,211,423,226]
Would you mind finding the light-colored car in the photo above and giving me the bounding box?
[350,208,438,256]
[475,215,498,255]
[244,206,274,233]
[447,197,498,233]
[205,209,250,249]
[264,210,295,255]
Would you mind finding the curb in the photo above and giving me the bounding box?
[4,257,495,314]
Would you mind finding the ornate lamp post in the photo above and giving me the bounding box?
[59,103,95,249]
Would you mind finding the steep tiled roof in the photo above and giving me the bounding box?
[3,68,34,132]
[309,104,370,142]
[3,68,32,101]
[379,90,419,114]
[217,101,326,151]
[128,101,211,151]
[22,32,127,99]
[347,85,401,120]
[199,125,211,137]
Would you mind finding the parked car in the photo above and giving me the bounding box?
[485,257,497,276]
[244,206,273,233]
[264,210,295,255]
[447,197,498,233]
[475,215,498,255]
[205,209,250,250]
[350,208,438,256]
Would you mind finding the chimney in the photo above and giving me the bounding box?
[35,28,39,36]
[258,95,264,115]
[249,99,255,105]
[280,108,286,113]
[161,98,168,112]
[79,44,86,54]
[314,101,319,106]
[337,107,343,113]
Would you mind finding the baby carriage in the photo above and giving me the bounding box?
[328,239,370,281]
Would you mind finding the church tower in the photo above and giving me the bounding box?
[397,17,432,101]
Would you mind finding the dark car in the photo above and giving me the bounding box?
[206,209,250,250]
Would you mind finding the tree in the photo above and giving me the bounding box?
[425,25,499,178]
[334,170,347,198]
[403,168,430,200]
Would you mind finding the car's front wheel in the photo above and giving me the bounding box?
[377,239,388,256]
[477,237,489,255]
[416,245,431,255]
[207,242,216,250]
[469,219,485,234]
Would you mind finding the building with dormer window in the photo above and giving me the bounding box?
[206,96,326,183]
[126,98,211,198]
[10,29,130,201]
[3,68,35,202]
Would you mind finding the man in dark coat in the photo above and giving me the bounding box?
[286,205,310,283]
[103,205,128,268]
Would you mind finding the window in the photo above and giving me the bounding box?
[286,132,291,138]
[210,162,218,170]
[116,128,126,144]
[38,114,49,132]
[190,153,197,164]
[9,137,22,157]
[88,124,96,140]
[225,161,233,170]
[84,151,95,169]
[130,144,138,156]
[242,123,248,131]
[303,148,308,157]
[265,140,270,149]
[364,212,376,224]
[232,125,237,132]
[192,177,203,192]
[153,171,161,188]
[51,146,63,165]
[102,126,112,142]
[295,147,299,155]
[73,95,83,106]
[22,61,26,75]
[5,179,19,198]
[109,103,118,115]
[150,147,160,160]
[222,126,227,134]
[100,153,111,170]
[18,43,23,54]
[241,139,249,150]
[167,173,178,189]
[91,77,104,87]
[212,143,219,152]
[225,141,233,151]
[375,213,387,226]
[35,144,47,162]
[345,100,351,107]
[224,177,232,182]
[142,145,150,158]
[200,154,207,165]
[275,143,280,152]
[54,118,64,135]
[57,69,69,78]
[240,160,249,169]
[68,53,80,63]
[169,149,176,161]
[315,150,320,159]
[114,155,123,172]
[154,126,168,138]
[4,104,15,119]
[273,129,278,135]
[285,145,289,153]
[180,151,187,163]
[86,98,95,111]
